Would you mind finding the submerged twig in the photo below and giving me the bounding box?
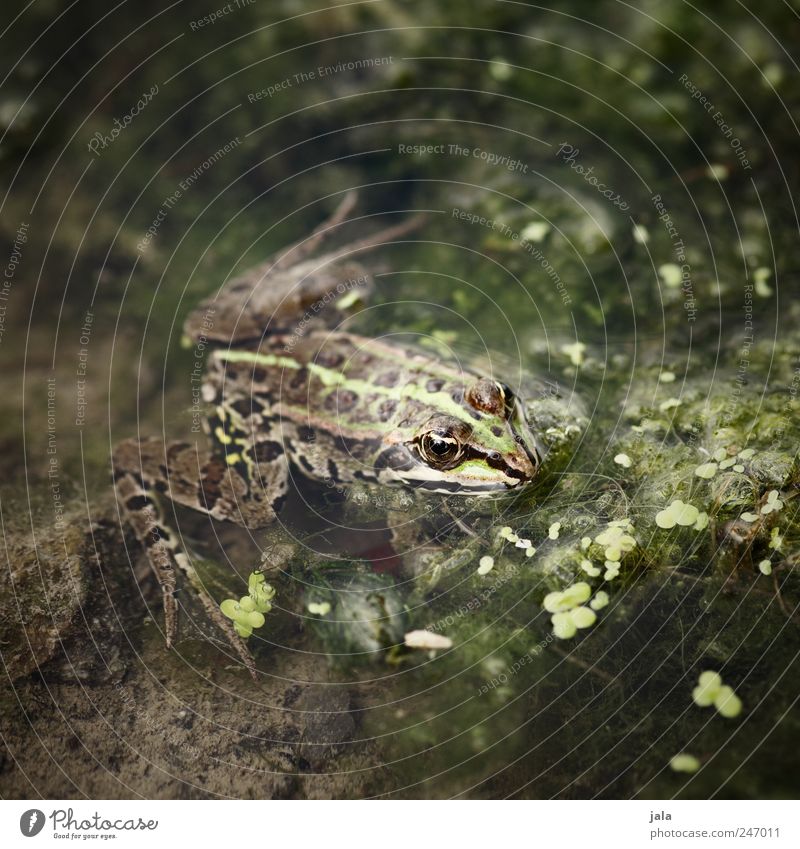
[551,645,616,684]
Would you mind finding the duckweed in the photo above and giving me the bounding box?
[753,267,773,297]
[691,670,742,718]
[551,606,596,639]
[220,597,267,638]
[760,490,784,515]
[692,670,722,706]
[543,581,592,613]
[715,686,743,719]
[520,221,550,243]
[551,612,577,640]
[248,572,276,610]
[499,525,536,557]
[478,556,495,575]
[595,521,637,561]
[580,559,601,577]
[716,446,756,475]
[561,342,586,367]
[220,572,276,638]
[670,753,700,774]
[569,606,597,629]
[706,163,729,181]
[489,57,513,81]
[655,500,704,530]
[658,263,682,288]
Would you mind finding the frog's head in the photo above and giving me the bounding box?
[385,378,540,495]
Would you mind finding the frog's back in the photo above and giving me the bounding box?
[212,331,471,442]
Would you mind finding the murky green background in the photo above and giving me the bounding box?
[1,0,798,799]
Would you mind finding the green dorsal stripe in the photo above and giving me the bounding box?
[218,350,301,371]
[215,349,516,453]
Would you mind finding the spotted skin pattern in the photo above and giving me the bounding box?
[113,193,539,675]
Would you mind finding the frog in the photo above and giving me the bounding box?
[113,192,542,676]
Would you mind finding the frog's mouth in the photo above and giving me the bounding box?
[393,464,521,494]
[506,396,541,479]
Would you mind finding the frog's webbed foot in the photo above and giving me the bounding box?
[113,438,289,679]
[271,189,359,270]
[183,193,425,345]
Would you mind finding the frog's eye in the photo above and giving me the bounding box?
[418,430,462,467]
[466,378,513,416]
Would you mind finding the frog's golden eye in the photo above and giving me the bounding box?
[418,430,462,467]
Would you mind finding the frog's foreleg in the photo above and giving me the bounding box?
[113,455,180,649]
